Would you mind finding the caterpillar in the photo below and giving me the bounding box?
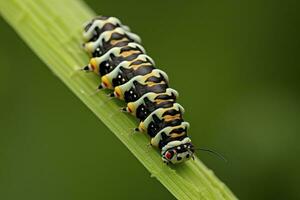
[81,16,194,164]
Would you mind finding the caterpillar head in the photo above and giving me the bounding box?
[161,137,194,164]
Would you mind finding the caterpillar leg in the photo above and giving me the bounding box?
[132,127,141,134]
[150,138,158,147]
[89,88,101,96]
[69,66,89,77]
[147,142,152,148]
[83,65,92,71]
[97,83,103,90]
[191,155,195,160]
[107,93,115,98]
[120,107,128,113]
[128,127,139,137]
[143,142,152,153]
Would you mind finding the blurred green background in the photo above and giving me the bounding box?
[0,0,299,199]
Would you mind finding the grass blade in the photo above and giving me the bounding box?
[0,0,237,199]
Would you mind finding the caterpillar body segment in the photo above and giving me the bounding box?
[82,16,194,164]
[84,27,141,53]
[113,69,169,100]
[151,122,190,147]
[126,88,179,117]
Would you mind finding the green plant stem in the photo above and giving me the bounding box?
[0,0,237,199]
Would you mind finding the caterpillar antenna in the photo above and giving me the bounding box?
[195,148,227,162]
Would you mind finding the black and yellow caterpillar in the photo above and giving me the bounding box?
[82,16,194,164]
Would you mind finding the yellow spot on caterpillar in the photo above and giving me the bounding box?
[130,64,152,70]
[120,50,140,57]
[150,138,159,147]
[110,38,129,46]
[90,58,97,73]
[114,86,123,100]
[85,43,93,52]
[146,81,166,87]
[163,114,181,122]
[101,75,112,89]
[128,57,146,65]
[169,132,186,138]
[127,102,135,113]
[155,99,173,104]
[138,122,145,132]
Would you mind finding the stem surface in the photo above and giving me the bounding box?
[0,0,237,199]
